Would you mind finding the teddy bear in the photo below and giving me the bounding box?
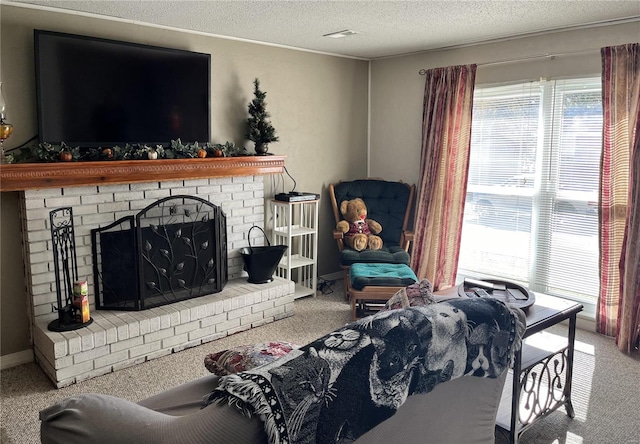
[336,198,383,251]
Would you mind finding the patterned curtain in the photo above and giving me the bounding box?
[598,43,640,353]
[411,64,477,291]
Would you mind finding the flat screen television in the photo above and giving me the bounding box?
[34,30,211,148]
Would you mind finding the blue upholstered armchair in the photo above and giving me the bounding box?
[329,179,416,293]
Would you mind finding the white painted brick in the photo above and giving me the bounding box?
[110,335,143,353]
[28,251,53,265]
[196,185,222,195]
[86,323,107,348]
[80,192,113,209]
[159,180,184,189]
[98,184,130,193]
[98,201,130,213]
[24,230,51,242]
[251,300,275,313]
[78,330,95,351]
[232,191,255,201]
[162,332,189,349]
[188,324,217,341]
[221,183,244,193]
[129,340,162,358]
[130,182,160,191]
[61,331,82,355]
[93,318,118,344]
[94,349,129,368]
[215,318,241,334]
[149,315,161,333]
[227,306,252,320]
[244,197,265,208]
[199,313,226,328]
[31,272,57,286]
[71,204,99,215]
[24,198,47,210]
[172,186,197,196]
[209,177,234,186]
[34,304,55,317]
[81,213,115,226]
[264,305,286,318]
[73,345,110,364]
[244,214,264,224]
[54,354,74,370]
[53,339,68,359]
[33,293,57,307]
[144,189,171,200]
[114,191,144,201]
[240,312,264,326]
[56,360,94,381]
[183,179,209,187]
[143,327,176,344]
[45,196,82,208]
[109,316,130,341]
[63,186,99,196]
[174,320,201,335]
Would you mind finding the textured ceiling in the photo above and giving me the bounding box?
[9,0,640,59]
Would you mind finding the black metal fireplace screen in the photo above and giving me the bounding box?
[91,195,227,311]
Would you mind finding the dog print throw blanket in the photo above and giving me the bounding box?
[204,298,526,444]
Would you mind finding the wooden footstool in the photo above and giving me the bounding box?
[347,263,418,320]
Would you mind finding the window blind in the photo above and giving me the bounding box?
[458,78,601,303]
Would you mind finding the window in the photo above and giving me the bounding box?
[458,78,601,304]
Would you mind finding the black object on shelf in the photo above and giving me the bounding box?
[48,207,93,332]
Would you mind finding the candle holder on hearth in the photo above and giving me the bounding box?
[48,207,93,332]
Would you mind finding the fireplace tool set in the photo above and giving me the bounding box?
[48,207,93,332]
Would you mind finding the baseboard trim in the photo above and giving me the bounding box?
[0,349,34,370]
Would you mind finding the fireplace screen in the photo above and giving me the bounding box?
[91,195,227,310]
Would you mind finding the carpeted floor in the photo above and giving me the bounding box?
[2,289,639,444]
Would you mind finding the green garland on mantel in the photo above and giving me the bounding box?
[5,139,250,164]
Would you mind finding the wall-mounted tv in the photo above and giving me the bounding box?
[34,30,211,147]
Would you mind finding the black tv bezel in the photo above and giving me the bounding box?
[34,29,212,148]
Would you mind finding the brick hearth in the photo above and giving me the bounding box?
[11,166,295,387]
[34,278,294,388]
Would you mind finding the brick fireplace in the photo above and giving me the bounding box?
[2,157,296,387]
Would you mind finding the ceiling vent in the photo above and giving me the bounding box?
[323,29,359,39]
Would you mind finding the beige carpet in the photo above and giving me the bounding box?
[2,290,639,444]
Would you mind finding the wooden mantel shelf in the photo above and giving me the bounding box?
[0,155,286,191]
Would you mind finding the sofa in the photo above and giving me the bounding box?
[40,297,526,444]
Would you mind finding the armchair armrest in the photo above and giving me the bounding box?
[333,230,345,251]
[401,230,414,252]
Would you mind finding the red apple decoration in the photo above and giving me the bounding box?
[59,151,73,162]
[197,149,208,158]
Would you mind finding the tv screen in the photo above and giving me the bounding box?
[34,30,211,147]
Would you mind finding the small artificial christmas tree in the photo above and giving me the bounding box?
[246,78,279,154]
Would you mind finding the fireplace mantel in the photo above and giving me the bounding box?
[0,155,286,191]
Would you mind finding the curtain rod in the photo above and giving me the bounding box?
[418,48,600,74]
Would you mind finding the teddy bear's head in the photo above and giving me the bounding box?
[340,198,369,223]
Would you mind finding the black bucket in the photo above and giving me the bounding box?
[240,226,288,284]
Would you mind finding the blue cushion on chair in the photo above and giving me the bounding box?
[340,245,410,267]
[350,263,418,291]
